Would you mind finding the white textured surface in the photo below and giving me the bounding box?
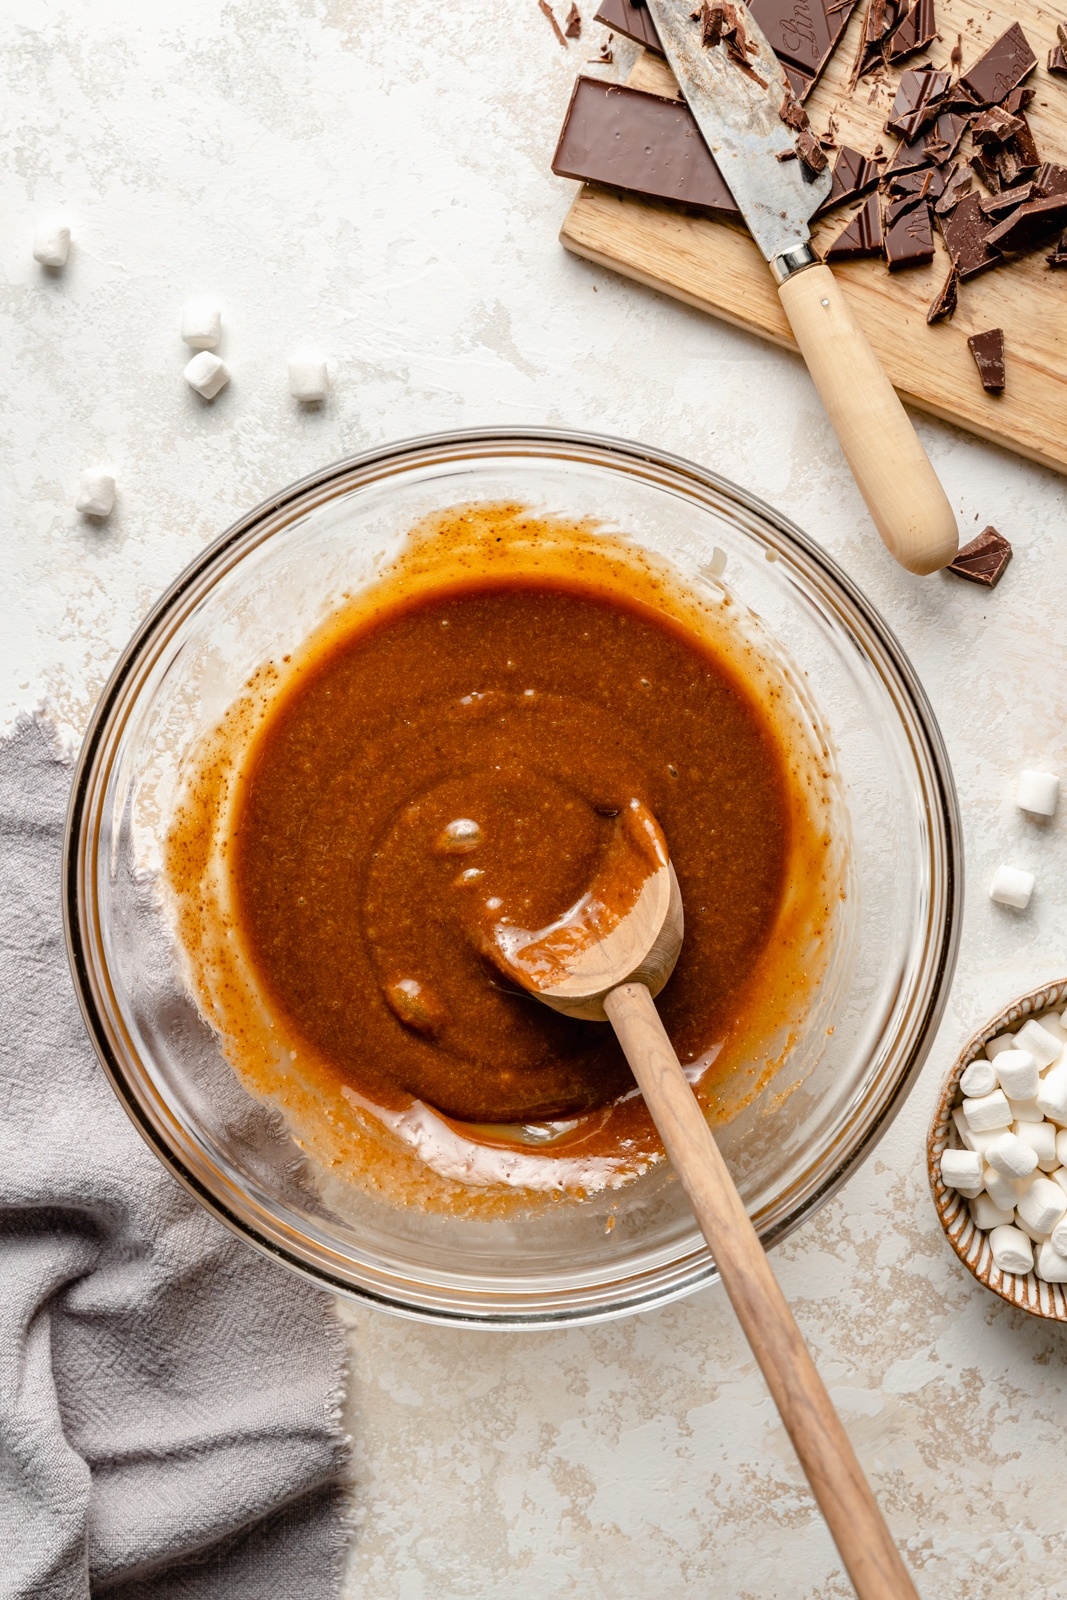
[4,2,1067,1595]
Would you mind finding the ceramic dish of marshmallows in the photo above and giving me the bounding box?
[929,981,1067,1318]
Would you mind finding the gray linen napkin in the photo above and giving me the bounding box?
[0,720,351,1600]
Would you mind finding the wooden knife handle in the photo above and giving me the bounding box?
[778,262,958,577]
[604,980,920,1600]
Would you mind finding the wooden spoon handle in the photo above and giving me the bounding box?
[777,263,958,577]
[603,981,918,1600]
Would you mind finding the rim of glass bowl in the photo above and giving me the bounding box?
[63,427,962,1329]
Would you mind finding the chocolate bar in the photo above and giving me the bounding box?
[958,23,1037,109]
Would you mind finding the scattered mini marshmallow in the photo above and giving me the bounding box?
[985,1033,1017,1058]
[1017,769,1059,817]
[288,351,330,403]
[989,1224,1034,1275]
[1050,1215,1067,1257]
[1014,1120,1058,1170]
[75,468,115,518]
[970,1193,1015,1230]
[986,1130,1039,1180]
[1036,1065,1067,1125]
[960,1057,998,1097]
[1036,1239,1067,1282]
[983,1165,1029,1212]
[989,865,1035,909]
[1014,1019,1063,1069]
[962,1088,1013,1132]
[952,1106,998,1155]
[994,1048,1040,1100]
[940,1148,984,1194]
[184,351,230,399]
[33,220,71,267]
[182,299,222,350]
[1018,1176,1067,1236]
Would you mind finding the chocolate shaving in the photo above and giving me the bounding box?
[985,192,1067,252]
[796,127,829,172]
[950,33,962,70]
[967,327,1005,392]
[564,2,582,36]
[699,1,724,46]
[936,189,1002,276]
[958,22,1037,108]
[1051,44,1067,76]
[947,526,1012,588]
[538,0,569,47]
[815,146,885,215]
[1047,229,1067,267]
[825,192,884,257]
[780,90,810,130]
[885,195,935,267]
[926,267,959,321]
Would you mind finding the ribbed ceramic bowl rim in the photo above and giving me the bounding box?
[64,426,962,1328]
[928,979,1067,1320]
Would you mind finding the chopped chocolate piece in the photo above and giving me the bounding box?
[780,90,810,130]
[885,66,951,140]
[885,195,935,266]
[551,78,741,219]
[814,145,884,214]
[958,23,1037,108]
[969,152,1003,193]
[967,327,1005,392]
[926,266,959,322]
[849,0,905,83]
[1033,163,1067,196]
[592,41,614,60]
[704,0,726,44]
[937,189,1002,276]
[776,147,799,160]
[886,165,945,200]
[886,0,938,63]
[1002,84,1034,115]
[564,2,582,36]
[979,180,1042,216]
[593,0,664,52]
[985,191,1067,252]
[782,62,816,100]
[747,0,857,77]
[887,110,969,175]
[999,116,1040,186]
[971,107,1024,146]
[796,127,829,173]
[539,0,569,47]
[1047,229,1067,266]
[934,164,972,214]
[825,192,884,257]
[1051,45,1067,76]
[947,526,1012,588]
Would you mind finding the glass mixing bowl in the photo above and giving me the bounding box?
[64,429,961,1328]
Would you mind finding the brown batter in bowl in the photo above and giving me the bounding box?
[165,502,841,1213]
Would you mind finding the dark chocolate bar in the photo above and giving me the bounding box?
[593,0,664,53]
[958,23,1037,108]
[967,327,1005,392]
[551,77,740,218]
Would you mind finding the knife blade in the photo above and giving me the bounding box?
[643,0,831,265]
[641,0,959,577]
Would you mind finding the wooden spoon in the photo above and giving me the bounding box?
[489,801,919,1600]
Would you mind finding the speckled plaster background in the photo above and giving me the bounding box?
[4,2,1067,1594]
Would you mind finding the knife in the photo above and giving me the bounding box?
[644,0,959,577]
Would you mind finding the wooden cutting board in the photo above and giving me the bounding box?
[560,5,1067,475]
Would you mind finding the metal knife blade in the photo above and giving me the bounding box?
[643,0,832,265]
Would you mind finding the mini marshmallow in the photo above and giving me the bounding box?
[962,1089,1013,1132]
[33,220,70,267]
[1051,1167,1067,1200]
[75,468,115,518]
[1037,1011,1067,1045]
[983,1165,1029,1212]
[1008,1097,1044,1123]
[288,352,330,402]
[952,1107,998,1156]
[994,1049,1040,1099]
[970,1194,1015,1230]
[940,1148,984,1194]
[182,299,222,349]
[1050,1215,1067,1257]
[184,351,230,399]
[1036,1066,1067,1125]
[989,1224,1034,1275]
[1057,1128,1067,1168]
[1017,769,1059,817]
[986,1130,1040,1180]
[985,1033,1017,1058]
[990,865,1035,909]
[1017,1177,1067,1236]
[1036,1239,1067,1282]
[960,1058,998,1097]
[1014,1020,1063,1069]
[1014,1120,1059,1170]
